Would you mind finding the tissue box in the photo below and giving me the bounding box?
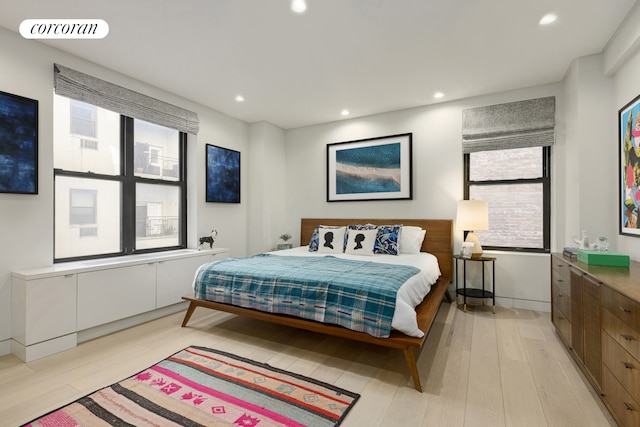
[577,249,630,267]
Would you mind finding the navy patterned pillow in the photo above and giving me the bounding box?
[373,224,402,255]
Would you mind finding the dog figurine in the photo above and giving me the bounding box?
[198,229,218,249]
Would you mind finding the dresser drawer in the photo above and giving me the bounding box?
[603,331,640,400]
[603,287,640,333]
[603,366,640,427]
[552,302,571,346]
[604,308,640,362]
[552,257,571,282]
[552,275,571,318]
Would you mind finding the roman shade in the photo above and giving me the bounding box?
[462,96,555,153]
[54,63,199,134]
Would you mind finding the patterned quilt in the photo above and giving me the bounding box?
[194,254,421,338]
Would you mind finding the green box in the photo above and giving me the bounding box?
[577,249,630,267]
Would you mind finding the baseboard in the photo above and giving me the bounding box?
[11,334,77,362]
[0,339,10,357]
[446,283,551,312]
[77,301,188,343]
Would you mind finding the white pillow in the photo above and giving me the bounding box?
[318,226,346,253]
[400,226,426,254]
[345,228,377,255]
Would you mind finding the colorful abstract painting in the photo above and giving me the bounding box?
[619,95,640,236]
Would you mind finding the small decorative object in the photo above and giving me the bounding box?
[198,229,218,249]
[460,242,474,259]
[277,233,293,250]
[597,236,609,252]
[619,94,640,236]
[0,90,38,194]
[577,249,630,267]
[572,230,590,249]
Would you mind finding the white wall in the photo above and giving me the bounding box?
[284,84,564,311]
[0,27,249,354]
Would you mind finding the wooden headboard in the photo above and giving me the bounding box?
[300,218,453,284]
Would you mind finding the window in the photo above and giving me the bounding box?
[461,97,554,253]
[464,146,550,252]
[54,94,187,262]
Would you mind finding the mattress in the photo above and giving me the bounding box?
[193,246,441,338]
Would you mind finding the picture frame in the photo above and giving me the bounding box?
[0,90,38,194]
[206,144,240,203]
[619,94,640,236]
[460,242,474,259]
[326,133,412,202]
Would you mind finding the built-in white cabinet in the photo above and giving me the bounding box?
[12,248,228,362]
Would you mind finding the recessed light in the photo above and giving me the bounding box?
[539,13,557,26]
[291,0,307,14]
[341,109,350,116]
[235,95,244,102]
[434,92,444,99]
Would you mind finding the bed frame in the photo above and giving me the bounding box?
[181,218,453,392]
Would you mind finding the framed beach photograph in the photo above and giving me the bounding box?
[0,90,38,194]
[206,144,240,203]
[619,94,640,236]
[326,133,412,202]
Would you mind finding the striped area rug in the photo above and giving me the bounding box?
[23,346,360,427]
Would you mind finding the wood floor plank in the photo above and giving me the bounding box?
[0,303,620,427]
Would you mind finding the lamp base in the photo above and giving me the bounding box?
[465,231,484,258]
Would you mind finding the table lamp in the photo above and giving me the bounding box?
[456,199,489,258]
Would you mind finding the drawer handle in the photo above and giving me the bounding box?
[623,361,634,369]
[624,402,633,411]
[621,334,634,341]
[619,306,631,313]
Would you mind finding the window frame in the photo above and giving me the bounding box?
[463,146,551,253]
[54,114,187,263]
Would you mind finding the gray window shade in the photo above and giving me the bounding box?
[54,63,199,134]
[462,96,555,153]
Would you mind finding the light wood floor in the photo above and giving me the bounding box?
[0,301,618,426]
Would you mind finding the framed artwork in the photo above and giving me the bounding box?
[206,144,240,203]
[619,94,640,236]
[326,133,412,202]
[0,90,38,194]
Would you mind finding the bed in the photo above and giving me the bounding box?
[181,218,453,392]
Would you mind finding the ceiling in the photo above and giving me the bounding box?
[0,0,637,129]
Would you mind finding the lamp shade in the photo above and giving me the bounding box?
[456,200,488,231]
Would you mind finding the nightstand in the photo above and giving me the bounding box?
[454,254,496,312]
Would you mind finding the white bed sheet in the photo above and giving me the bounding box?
[268,246,442,337]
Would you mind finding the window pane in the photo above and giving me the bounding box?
[54,95,121,175]
[55,176,121,259]
[469,146,542,181]
[136,183,180,250]
[470,183,544,249]
[134,119,180,181]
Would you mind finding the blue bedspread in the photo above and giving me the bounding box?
[194,254,420,338]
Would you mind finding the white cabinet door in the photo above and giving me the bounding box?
[13,274,77,345]
[77,263,156,330]
[156,252,225,308]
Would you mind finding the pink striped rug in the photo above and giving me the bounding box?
[23,346,360,426]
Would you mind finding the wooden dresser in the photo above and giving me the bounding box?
[551,253,640,427]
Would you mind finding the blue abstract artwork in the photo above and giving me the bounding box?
[0,91,38,194]
[327,133,412,201]
[206,144,240,203]
[335,142,401,194]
